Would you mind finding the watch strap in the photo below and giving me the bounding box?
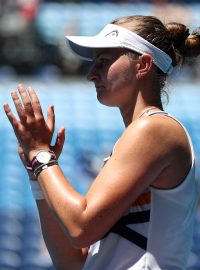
[34,160,58,177]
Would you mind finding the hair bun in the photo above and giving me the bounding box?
[166,22,200,58]
[165,22,189,48]
[184,27,200,57]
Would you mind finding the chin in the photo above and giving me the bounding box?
[97,94,117,107]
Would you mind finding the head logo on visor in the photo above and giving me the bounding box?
[105,30,119,39]
[65,24,173,74]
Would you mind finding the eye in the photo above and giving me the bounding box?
[100,57,106,63]
[98,57,109,67]
[94,54,112,68]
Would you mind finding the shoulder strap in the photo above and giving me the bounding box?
[147,111,169,116]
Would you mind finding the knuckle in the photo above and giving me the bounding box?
[25,100,31,106]
[12,119,19,129]
[37,116,44,124]
[26,118,35,127]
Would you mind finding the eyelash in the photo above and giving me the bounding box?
[99,58,108,66]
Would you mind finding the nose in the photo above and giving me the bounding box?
[87,63,99,82]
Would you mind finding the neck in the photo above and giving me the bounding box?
[120,103,163,127]
[119,85,163,127]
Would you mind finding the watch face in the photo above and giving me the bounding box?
[36,151,51,163]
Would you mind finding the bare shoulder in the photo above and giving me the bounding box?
[121,114,190,151]
[115,114,192,189]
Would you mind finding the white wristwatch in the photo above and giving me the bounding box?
[31,150,57,168]
[36,150,53,163]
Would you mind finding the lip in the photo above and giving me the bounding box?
[95,85,105,90]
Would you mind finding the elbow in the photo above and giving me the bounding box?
[66,200,94,248]
[54,198,96,248]
[69,227,94,249]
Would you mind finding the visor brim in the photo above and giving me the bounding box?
[65,35,120,61]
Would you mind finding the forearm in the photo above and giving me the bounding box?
[37,165,89,247]
[36,199,88,270]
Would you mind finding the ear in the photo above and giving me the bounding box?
[136,54,153,79]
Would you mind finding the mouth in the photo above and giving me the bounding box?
[95,85,105,91]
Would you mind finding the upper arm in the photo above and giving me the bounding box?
[82,118,171,244]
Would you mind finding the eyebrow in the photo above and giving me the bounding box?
[94,50,108,60]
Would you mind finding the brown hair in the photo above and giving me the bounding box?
[111,15,200,96]
[111,15,200,69]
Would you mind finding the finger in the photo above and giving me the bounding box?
[3,103,20,128]
[51,126,65,158]
[17,84,34,118]
[46,105,55,133]
[3,103,24,145]
[11,91,27,123]
[27,86,44,119]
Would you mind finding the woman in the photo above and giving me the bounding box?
[4,15,200,269]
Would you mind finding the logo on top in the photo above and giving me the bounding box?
[105,30,119,39]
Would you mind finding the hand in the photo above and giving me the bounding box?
[18,124,65,180]
[4,84,65,161]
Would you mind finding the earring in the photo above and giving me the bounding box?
[136,73,141,80]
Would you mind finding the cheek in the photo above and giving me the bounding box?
[107,62,135,92]
[98,67,134,106]
[97,57,136,106]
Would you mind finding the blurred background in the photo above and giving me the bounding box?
[0,0,200,269]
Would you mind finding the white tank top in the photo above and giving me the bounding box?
[82,112,198,270]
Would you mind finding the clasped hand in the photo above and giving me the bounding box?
[3,84,65,162]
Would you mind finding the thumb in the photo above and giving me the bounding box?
[18,143,30,165]
[51,126,65,159]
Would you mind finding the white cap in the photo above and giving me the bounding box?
[65,24,173,74]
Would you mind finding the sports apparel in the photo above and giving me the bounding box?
[65,24,173,74]
[82,112,197,270]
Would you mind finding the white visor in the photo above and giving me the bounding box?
[65,24,173,74]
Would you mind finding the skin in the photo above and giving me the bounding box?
[4,46,192,269]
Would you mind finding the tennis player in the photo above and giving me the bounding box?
[4,15,200,269]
